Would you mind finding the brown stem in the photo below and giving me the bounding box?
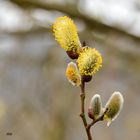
[80,79,93,140]
[79,78,109,140]
[87,108,109,131]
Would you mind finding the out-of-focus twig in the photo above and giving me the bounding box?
[10,0,140,41]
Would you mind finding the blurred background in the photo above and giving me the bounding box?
[0,0,140,140]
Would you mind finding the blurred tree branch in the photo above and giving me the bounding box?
[8,0,140,59]
[10,0,140,40]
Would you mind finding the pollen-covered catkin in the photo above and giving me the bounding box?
[77,47,102,76]
[53,16,81,58]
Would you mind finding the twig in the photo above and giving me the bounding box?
[80,79,93,140]
[80,77,109,140]
[86,108,109,131]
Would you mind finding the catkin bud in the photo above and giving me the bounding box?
[66,62,81,86]
[103,92,124,126]
[82,75,92,83]
[88,94,102,120]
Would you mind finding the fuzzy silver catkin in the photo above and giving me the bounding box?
[104,92,124,126]
[89,94,102,119]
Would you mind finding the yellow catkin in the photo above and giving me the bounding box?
[53,16,81,53]
[77,47,102,76]
[66,62,81,86]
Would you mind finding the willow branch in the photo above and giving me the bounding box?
[80,79,93,140]
[87,108,108,131]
